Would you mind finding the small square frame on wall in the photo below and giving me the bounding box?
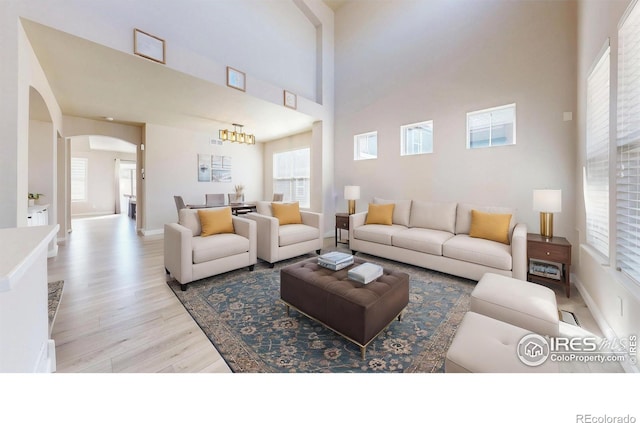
[227,67,246,92]
[284,90,297,110]
[133,29,165,64]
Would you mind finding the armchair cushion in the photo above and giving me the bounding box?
[279,224,320,247]
[469,209,512,245]
[198,207,234,237]
[192,233,251,264]
[179,208,202,236]
[272,202,302,225]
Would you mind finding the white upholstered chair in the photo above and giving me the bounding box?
[245,201,323,267]
[164,208,257,291]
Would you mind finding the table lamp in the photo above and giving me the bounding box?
[344,186,360,215]
[533,189,561,238]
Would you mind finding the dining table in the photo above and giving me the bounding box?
[187,203,257,216]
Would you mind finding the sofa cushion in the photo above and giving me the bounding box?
[469,209,512,245]
[409,201,457,233]
[443,235,512,271]
[392,228,454,256]
[373,197,412,227]
[365,203,394,225]
[192,233,250,264]
[279,224,319,247]
[179,208,202,236]
[272,202,302,225]
[198,207,234,237]
[456,203,515,238]
[354,224,408,246]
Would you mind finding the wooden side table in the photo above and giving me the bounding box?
[527,233,572,298]
[335,213,349,247]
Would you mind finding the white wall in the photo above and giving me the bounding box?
[144,123,264,233]
[575,0,639,358]
[334,0,577,246]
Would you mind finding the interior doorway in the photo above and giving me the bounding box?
[119,160,137,218]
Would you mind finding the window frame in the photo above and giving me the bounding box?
[353,131,378,160]
[400,120,434,156]
[272,147,311,208]
[70,157,88,203]
[466,103,517,149]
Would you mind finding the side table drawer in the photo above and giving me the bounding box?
[527,242,571,263]
[336,217,349,229]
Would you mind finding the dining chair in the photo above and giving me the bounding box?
[174,196,187,215]
[228,193,245,204]
[272,193,284,201]
[206,193,226,207]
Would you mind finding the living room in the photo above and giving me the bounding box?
[1,0,639,420]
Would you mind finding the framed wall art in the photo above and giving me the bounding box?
[133,28,166,64]
[227,67,246,92]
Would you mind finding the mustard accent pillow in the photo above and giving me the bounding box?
[365,203,395,225]
[271,202,302,225]
[198,207,234,237]
[469,209,512,244]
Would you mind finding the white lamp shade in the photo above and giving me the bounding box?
[533,189,562,213]
[344,185,360,200]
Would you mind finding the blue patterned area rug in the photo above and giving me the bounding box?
[168,253,474,373]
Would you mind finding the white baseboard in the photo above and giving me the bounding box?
[34,339,56,373]
[141,228,163,237]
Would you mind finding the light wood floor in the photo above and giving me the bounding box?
[47,214,604,373]
[48,214,231,373]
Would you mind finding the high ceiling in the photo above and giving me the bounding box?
[22,19,316,143]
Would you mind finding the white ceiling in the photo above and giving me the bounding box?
[22,19,316,143]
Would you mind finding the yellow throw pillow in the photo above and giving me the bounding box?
[271,202,302,225]
[365,203,395,225]
[469,209,512,244]
[198,207,234,237]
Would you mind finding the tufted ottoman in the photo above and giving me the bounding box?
[280,257,409,358]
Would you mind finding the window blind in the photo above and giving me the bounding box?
[71,157,88,202]
[273,148,310,208]
[617,3,640,284]
[585,46,610,258]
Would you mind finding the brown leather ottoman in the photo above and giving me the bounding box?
[280,257,409,358]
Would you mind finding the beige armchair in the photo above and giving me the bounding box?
[164,208,257,290]
[245,201,323,267]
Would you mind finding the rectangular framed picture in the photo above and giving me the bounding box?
[134,29,165,64]
[284,90,297,110]
[227,67,246,92]
[212,155,232,182]
[198,154,211,182]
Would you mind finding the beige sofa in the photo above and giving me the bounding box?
[164,208,257,290]
[349,199,527,281]
[245,201,323,267]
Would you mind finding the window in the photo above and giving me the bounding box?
[401,121,433,156]
[354,131,377,160]
[71,157,88,202]
[120,161,137,197]
[585,45,610,258]
[467,104,516,149]
[273,148,310,208]
[617,4,640,284]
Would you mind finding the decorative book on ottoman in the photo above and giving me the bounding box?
[318,251,354,271]
[348,263,383,284]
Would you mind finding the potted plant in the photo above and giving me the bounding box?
[28,193,44,206]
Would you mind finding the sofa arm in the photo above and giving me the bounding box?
[511,223,528,280]
[244,212,280,263]
[348,212,367,242]
[232,216,257,264]
[164,223,194,284]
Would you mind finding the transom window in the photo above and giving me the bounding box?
[467,104,516,149]
[401,121,433,156]
[354,131,377,160]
